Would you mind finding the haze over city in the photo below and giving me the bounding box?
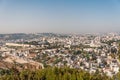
[1,0,120,79]
[0,0,120,33]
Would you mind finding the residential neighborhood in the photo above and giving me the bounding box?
[0,33,120,77]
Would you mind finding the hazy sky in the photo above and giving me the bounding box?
[0,0,120,33]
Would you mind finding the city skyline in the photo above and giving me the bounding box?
[0,0,120,33]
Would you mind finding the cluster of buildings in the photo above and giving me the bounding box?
[0,33,120,76]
